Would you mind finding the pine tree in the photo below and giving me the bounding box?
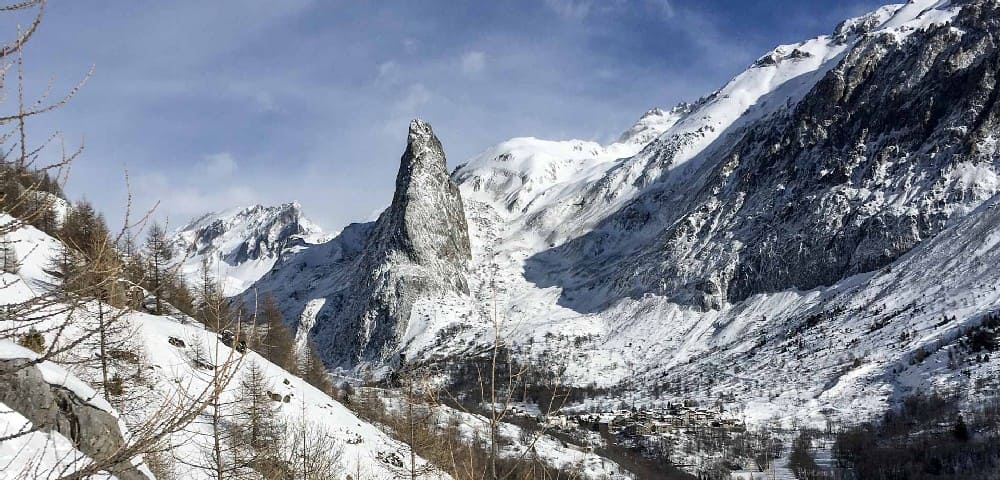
[0,234,17,273]
[236,360,280,471]
[789,431,819,478]
[184,378,248,480]
[144,222,174,315]
[51,229,139,404]
[953,415,970,442]
[120,233,148,310]
[258,294,297,373]
[30,204,58,236]
[60,200,109,256]
[196,257,231,330]
[53,200,128,307]
[170,279,196,316]
[49,241,86,296]
[177,297,251,480]
[281,400,344,480]
[391,365,441,480]
[0,171,25,217]
[300,341,332,395]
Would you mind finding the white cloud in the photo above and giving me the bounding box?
[132,171,255,227]
[402,38,418,53]
[200,152,238,177]
[249,91,278,113]
[397,84,432,112]
[547,0,676,21]
[647,0,675,18]
[377,60,398,80]
[381,83,434,137]
[461,51,487,75]
[225,83,282,114]
[544,0,592,20]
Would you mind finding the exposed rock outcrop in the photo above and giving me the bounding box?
[368,119,472,273]
[0,358,150,480]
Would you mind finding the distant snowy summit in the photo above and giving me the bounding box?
[615,104,691,146]
[170,202,326,296]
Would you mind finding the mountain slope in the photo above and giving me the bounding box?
[455,0,999,423]
[522,0,980,311]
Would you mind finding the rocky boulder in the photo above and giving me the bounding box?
[0,358,151,480]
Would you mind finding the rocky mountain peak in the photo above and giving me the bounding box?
[405,119,438,156]
[383,118,471,267]
[176,202,320,258]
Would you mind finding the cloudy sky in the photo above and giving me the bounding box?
[11,0,885,232]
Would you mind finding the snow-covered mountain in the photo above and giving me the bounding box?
[240,0,1000,426]
[171,203,325,296]
[534,0,986,312]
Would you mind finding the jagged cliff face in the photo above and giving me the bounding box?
[717,0,1000,301]
[323,119,471,365]
[529,0,1000,310]
[250,120,471,368]
[370,120,472,274]
[172,202,324,295]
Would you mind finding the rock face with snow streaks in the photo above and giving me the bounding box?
[529,0,1000,311]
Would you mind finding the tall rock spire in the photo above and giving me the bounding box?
[376,119,471,275]
[250,119,472,369]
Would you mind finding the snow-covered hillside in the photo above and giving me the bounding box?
[450,0,1000,425]
[0,217,448,479]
